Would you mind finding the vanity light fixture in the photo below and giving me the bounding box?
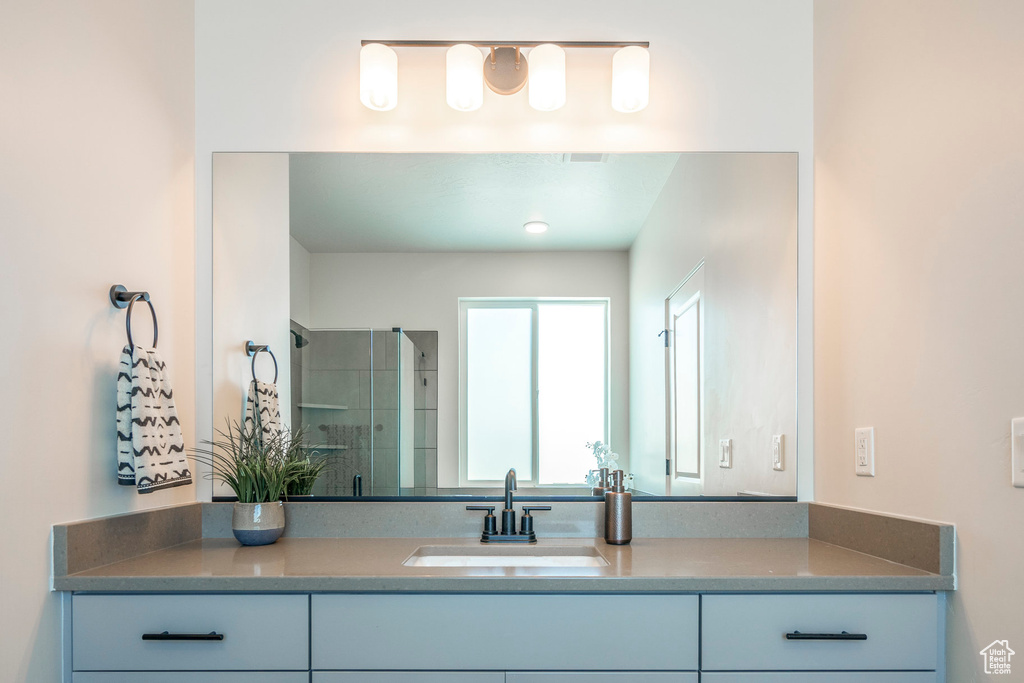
[359,43,399,111]
[446,44,484,111]
[528,44,566,112]
[524,221,549,234]
[611,45,650,113]
[359,40,649,113]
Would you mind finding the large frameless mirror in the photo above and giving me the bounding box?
[212,152,797,500]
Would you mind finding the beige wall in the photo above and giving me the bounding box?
[813,0,1024,678]
[307,251,630,488]
[0,1,196,680]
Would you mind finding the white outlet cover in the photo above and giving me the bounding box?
[1013,418,1024,488]
[719,439,732,469]
[772,434,785,471]
[855,427,875,477]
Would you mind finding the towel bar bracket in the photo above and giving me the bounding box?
[109,284,149,309]
[245,340,279,384]
[110,284,158,348]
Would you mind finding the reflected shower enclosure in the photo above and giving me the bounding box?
[289,324,437,496]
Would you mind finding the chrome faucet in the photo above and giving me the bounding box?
[466,467,550,543]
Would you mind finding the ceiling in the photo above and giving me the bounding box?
[288,153,680,253]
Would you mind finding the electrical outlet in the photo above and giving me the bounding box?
[772,434,785,471]
[855,427,875,477]
[719,439,732,468]
[1013,418,1024,488]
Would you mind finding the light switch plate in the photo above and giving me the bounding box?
[772,434,785,471]
[855,427,875,477]
[1013,418,1024,488]
[719,439,732,468]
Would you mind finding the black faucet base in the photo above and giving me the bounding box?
[481,532,537,544]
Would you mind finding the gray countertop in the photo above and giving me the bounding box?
[53,535,952,593]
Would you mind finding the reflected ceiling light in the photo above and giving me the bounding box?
[359,40,649,113]
[524,221,549,234]
[446,44,484,112]
[611,45,650,113]
[528,44,566,111]
[359,43,398,111]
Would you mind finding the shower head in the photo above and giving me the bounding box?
[290,329,310,348]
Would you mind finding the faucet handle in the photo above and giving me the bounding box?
[519,505,552,537]
[466,505,497,538]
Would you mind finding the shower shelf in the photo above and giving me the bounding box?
[297,403,349,410]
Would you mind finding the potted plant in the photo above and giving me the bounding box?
[284,437,331,499]
[192,421,306,546]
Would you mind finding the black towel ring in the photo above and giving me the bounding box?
[245,341,278,384]
[109,284,158,349]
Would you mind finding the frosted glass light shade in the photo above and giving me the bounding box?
[528,44,566,111]
[359,44,398,111]
[446,44,484,111]
[611,46,650,113]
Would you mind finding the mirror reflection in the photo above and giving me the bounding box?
[212,152,797,499]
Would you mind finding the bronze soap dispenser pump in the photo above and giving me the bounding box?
[604,469,632,545]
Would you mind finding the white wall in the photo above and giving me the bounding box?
[630,154,798,496]
[813,0,1024,678]
[211,154,291,494]
[0,1,196,680]
[290,236,312,329]
[308,252,629,488]
[194,0,816,498]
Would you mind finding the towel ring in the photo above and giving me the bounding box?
[245,341,278,384]
[110,284,158,348]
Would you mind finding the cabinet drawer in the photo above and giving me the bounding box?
[74,675,309,683]
[702,675,937,682]
[702,594,938,671]
[314,675,504,683]
[508,674,698,682]
[72,594,308,671]
[312,594,699,671]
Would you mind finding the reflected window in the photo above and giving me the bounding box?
[460,299,609,485]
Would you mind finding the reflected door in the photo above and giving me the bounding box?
[666,264,705,494]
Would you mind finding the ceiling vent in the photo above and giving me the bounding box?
[563,153,609,163]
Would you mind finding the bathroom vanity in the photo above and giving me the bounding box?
[54,501,953,682]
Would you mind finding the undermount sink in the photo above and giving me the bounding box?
[403,545,609,568]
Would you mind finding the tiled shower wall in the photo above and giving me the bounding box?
[289,325,437,495]
[405,330,438,490]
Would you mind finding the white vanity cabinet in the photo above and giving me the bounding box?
[68,592,942,681]
[310,594,700,671]
[70,594,309,679]
[314,676,697,683]
[74,675,309,683]
[702,594,942,681]
[314,675,505,683]
[506,675,698,682]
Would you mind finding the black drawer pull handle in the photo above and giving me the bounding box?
[142,631,224,641]
[786,630,867,641]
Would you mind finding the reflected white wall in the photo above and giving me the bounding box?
[630,153,798,496]
[211,154,292,498]
[307,251,630,488]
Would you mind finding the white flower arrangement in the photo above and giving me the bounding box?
[584,440,619,485]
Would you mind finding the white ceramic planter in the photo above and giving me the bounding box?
[232,501,285,546]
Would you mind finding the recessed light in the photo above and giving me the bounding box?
[524,221,549,234]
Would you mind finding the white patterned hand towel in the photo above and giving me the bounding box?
[116,346,191,492]
[244,379,283,442]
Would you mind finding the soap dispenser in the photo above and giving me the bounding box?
[592,467,611,496]
[604,470,632,545]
